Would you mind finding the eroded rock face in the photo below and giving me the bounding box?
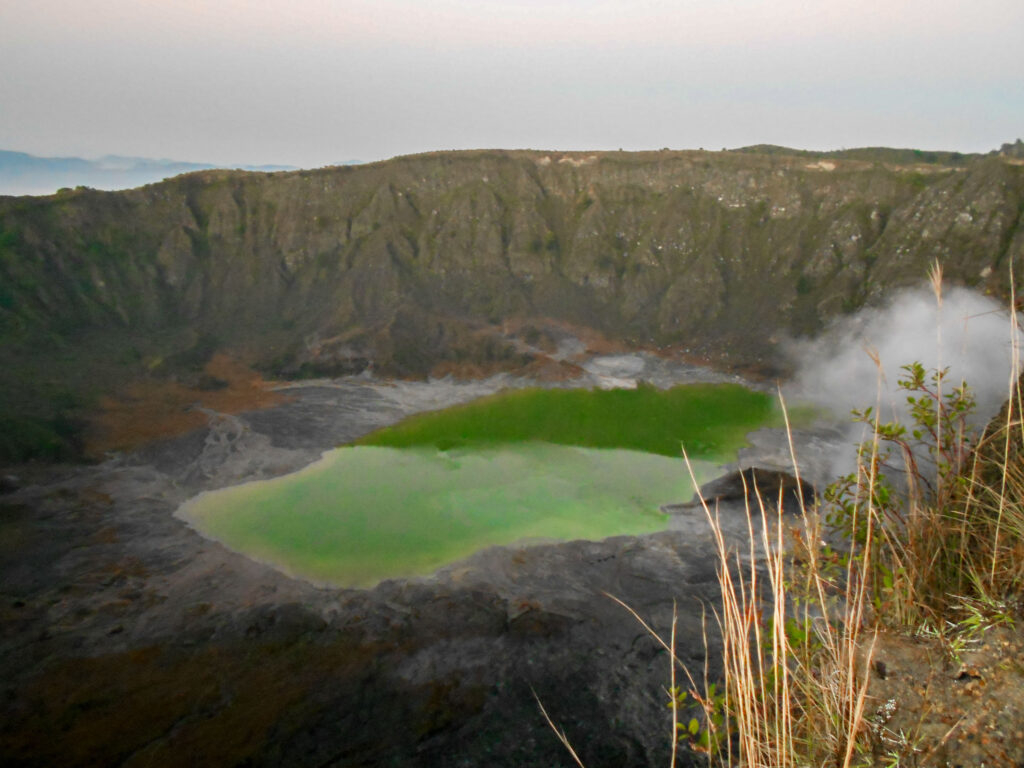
[1,149,1022,460]
[5,151,1021,366]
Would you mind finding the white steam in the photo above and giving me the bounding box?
[785,285,1021,476]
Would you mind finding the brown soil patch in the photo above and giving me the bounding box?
[492,317,630,358]
[1,632,481,768]
[429,358,532,380]
[432,318,767,383]
[519,356,587,381]
[84,354,288,457]
[862,623,1024,764]
[2,641,367,768]
[430,354,586,383]
[532,318,631,357]
[653,341,787,381]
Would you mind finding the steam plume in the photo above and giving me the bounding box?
[786,285,1021,474]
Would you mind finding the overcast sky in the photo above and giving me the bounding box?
[2,0,1022,167]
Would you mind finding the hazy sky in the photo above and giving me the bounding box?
[2,0,1022,167]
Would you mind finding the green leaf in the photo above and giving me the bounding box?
[882,565,894,591]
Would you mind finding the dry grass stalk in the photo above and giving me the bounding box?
[686,391,877,768]
[602,594,708,768]
[534,690,587,768]
[539,276,1024,767]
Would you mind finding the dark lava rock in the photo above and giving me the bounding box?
[664,466,816,515]
[0,474,19,494]
[0,379,838,767]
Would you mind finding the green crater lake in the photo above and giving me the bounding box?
[180,383,779,587]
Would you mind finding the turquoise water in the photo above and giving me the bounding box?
[181,384,778,586]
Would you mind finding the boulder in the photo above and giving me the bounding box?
[664,466,816,514]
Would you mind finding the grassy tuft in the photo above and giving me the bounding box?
[690,396,875,767]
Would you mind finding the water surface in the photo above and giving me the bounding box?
[357,382,774,460]
[182,443,710,586]
[180,383,780,586]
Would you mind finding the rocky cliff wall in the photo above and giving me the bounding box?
[1,149,1023,459]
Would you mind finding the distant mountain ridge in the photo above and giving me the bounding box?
[731,140,1024,165]
[0,149,299,196]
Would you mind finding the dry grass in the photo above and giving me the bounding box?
[695,274,1024,766]
[687,396,876,767]
[840,275,1024,631]
[540,275,1024,766]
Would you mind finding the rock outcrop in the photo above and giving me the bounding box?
[665,466,816,514]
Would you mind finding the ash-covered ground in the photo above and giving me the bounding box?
[0,354,843,768]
